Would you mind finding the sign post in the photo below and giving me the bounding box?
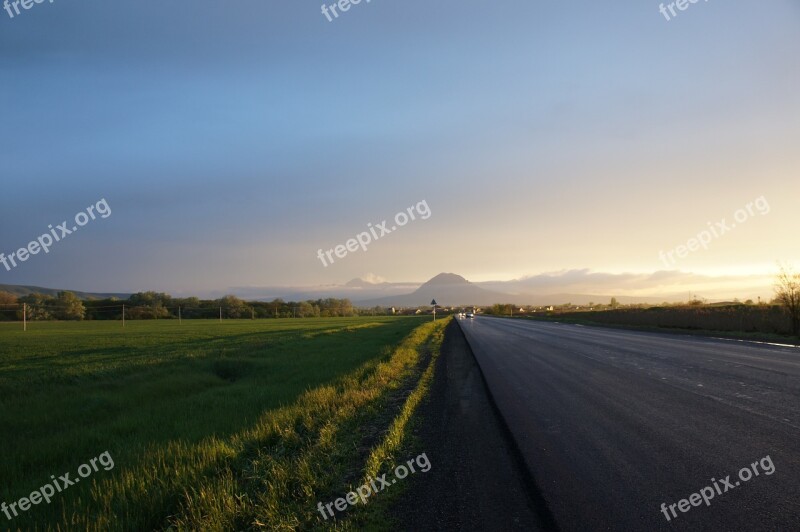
[431,299,437,322]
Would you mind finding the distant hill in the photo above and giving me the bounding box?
[357,273,512,306]
[344,278,394,289]
[0,284,129,300]
[0,274,704,307]
[354,273,688,307]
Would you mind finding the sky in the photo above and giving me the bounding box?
[1,0,798,299]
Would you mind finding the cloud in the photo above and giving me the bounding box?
[361,273,387,284]
[478,269,775,300]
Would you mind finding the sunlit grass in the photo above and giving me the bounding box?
[168,318,450,531]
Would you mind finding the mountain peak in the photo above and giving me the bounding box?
[345,278,371,288]
[345,274,389,288]
[421,273,470,286]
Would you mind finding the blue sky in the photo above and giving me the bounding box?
[1,1,798,297]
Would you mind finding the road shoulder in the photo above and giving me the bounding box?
[392,319,554,531]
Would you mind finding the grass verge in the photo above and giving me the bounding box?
[163,317,450,530]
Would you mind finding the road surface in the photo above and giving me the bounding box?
[458,316,800,531]
[395,320,554,530]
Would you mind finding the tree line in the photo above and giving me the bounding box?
[0,291,393,321]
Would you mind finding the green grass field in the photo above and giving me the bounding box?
[0,317,444,530]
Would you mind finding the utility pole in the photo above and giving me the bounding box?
[122,304,125,328]
[23,302,26,332]
[179,306,182,325]
[220,307,223,323]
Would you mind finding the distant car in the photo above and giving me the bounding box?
[466,312,474,319]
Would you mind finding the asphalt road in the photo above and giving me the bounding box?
[457,317,800,531]
[395,320,553,531]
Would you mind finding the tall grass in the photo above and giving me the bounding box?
[166,318,449,531]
